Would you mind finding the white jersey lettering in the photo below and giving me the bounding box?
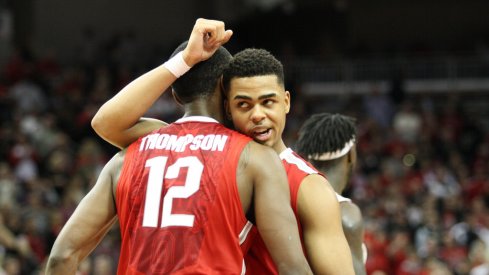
[140,134,228,152]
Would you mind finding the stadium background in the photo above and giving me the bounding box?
[1,0,489,274]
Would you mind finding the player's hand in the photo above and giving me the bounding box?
[182,18,233,67]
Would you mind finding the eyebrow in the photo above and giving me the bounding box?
[233,93,277,100]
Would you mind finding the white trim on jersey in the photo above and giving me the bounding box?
[279,148,318,175]
[239,221,253,245]
[175,116,219,124]
[241,259,246,275]
[239,222,252,275]
[335,192,352,203]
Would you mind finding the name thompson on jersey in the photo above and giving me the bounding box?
[139,133,229,152]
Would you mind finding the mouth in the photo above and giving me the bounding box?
[251,128,272,143]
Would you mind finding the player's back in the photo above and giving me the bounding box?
[116,116,252,274]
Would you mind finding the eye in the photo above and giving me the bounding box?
[263,99,275,106]
[237,101,250,108]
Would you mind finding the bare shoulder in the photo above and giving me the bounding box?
[247,141,279,158]
[239,141,281,171]
[299,174,337,202]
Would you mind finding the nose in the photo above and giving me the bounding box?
[250,105,266,124]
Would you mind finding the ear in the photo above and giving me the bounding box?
[347,147,357,166]
[172,89,184,106]
[284,90,291,114]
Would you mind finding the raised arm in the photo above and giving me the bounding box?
[45,152,124,274]
[91,18,233,149]
[243,142,312,275]
[298,174,355,274]
[341,202,367,275]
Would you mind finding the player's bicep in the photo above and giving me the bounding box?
[248,144,291,228]
[298,175,355,274]
[298,176,339,256]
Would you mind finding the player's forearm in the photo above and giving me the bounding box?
[91,64,176,144]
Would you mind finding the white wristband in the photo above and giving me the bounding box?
[163,51,192,78]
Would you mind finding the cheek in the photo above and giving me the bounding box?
[230,114,248,132]
[270,109,286,125]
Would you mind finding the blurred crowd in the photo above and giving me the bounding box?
[1,29,489,275]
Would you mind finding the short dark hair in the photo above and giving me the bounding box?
[222,48,284,95]
[170,41,232,103]
[295,113,356,159]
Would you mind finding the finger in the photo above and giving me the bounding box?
[221,30,233,45]
[212,29,233,48]
[213,21,225,43]
[194,19,230,48]
[203,25,218,45]
[194,19,218,41]
[205,20,226,43]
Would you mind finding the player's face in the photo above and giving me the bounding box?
[225,75,290,152]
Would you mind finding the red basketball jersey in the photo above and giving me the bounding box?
[116,116,252,274]
[244,148,320,275]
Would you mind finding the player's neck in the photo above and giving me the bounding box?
[320,163,347,194]
[273,139,288,154]
[183,100,224,123]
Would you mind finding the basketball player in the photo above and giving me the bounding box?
[46,19,311,274]
[295,113,367,275]
[220,48,354,274]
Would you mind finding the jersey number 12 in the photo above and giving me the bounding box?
[142,156,203,228]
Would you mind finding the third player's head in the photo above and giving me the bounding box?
[295,113,358,184]
[171,41,232,105]
[222,48,290,153]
